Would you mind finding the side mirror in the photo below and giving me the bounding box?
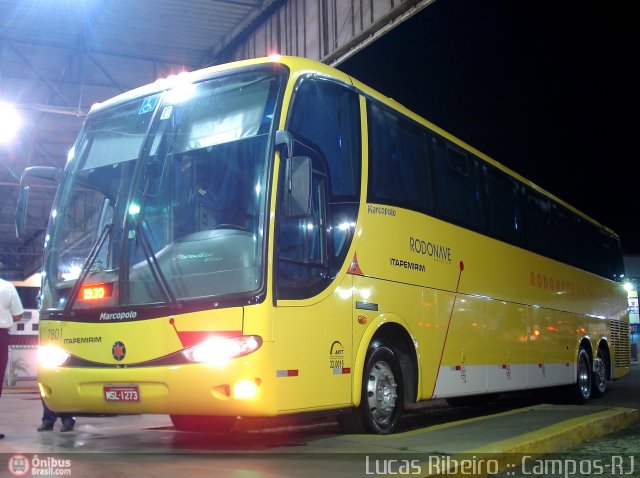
[15,185,29,239]
[15,166,61,239]
[21,166,61,182]
[284,156,312,217]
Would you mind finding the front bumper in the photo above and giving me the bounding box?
[39,342,277,417]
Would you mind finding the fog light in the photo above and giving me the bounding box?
[233,379,259,399]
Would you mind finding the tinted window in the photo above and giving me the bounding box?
[367,102,433,213]
[604,234,625,280]
[551,204,577,265]
[432,137,482,230]
[522,189,552,255]
[288,78,360,200]
[482,164,521,244]
[280,78,362,299]
[277,168,330,299]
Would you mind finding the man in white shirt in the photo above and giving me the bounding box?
[0,277,24,439]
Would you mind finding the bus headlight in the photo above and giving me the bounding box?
[182,335,263,366]
[38,344,70,368]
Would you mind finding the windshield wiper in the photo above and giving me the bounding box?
[135,219,178,306]
[63,223,113,316]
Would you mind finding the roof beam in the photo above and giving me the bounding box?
[200,0,286,66]
[0,35,195,70]
[324,0,436,66]
[16,103,87,117]
[6,41,73,107]
[88,53,126,92]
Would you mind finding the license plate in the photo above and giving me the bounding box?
[104,385,140,402]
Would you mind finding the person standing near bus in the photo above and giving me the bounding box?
[0,277,24,439]
[37,399,76,432]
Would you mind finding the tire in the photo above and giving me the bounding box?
[591,348,608,398]
[571,347,592,404]
[341,340,404,435]
[170,415,236,433]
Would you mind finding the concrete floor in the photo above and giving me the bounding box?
[1,365,638,477]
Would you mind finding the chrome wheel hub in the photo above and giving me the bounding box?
[366,360,398,424]
[593,357,606,389]
[578,355,590,397]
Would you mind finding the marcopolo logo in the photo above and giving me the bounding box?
[99,310,137,321]
[112,341,127,361]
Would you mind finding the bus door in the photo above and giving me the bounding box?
[273,160,353,411]
[272,76,361,412]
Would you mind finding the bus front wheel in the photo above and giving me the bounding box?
[340,340,404,435]
[170,414,236,433]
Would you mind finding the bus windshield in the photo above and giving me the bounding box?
[41,67,284,311]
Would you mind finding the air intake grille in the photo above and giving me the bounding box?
[610,319,631,370]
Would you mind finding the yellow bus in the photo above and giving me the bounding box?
[20,56,630,434]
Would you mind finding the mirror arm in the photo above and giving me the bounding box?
[275,130,294,160]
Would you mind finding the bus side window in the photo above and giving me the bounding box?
[551,203,576,265]
[277,167,329,299]
[482,164,521,245]
[367,101,433,214]
[432,138,483,230]
[521,188,552,256]
[286,77,361,283]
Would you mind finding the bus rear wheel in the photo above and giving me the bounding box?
[170,414,236,433]
[571,347,592,404]
[591,347,608,398]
